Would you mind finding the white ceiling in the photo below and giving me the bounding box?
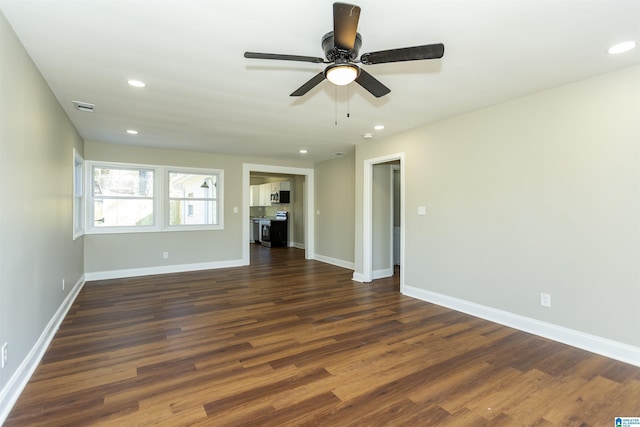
[1,0,639,163]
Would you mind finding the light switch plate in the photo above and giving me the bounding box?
[418,206,426,216]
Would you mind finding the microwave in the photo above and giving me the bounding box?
[270,190,290,204]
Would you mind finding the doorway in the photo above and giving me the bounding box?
[242,163,315,265]
[362,153,404,290]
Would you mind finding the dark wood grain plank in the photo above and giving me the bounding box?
[5,245,640,426]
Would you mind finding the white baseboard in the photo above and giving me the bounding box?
[0,275,86,425]
[289,242,305,249]
[313,254,354,271]
[372,268,393,280]
[352,269,393,282]
[402,285,640,368]
[84,259,244,281]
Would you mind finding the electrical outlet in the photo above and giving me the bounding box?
[540,293,551,307]
[162,251,169,259]
[1,342,7,368]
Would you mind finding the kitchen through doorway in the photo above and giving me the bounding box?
[242,164,315,265]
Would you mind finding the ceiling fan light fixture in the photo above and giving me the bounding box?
[325,63,360,86]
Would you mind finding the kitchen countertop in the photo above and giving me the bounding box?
[250,216,287,222]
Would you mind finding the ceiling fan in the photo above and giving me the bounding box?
[244,2,444,98]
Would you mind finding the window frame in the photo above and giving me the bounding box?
[72,149,85,240]
[164,167,224,231]
[86,161,162,234]
[84,161,224,235]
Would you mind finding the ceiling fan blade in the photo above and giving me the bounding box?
[355,69,390,98]
[360,43,445,65]
[244,52,325,63]
[333,2,361,50]
[290,72,326,96]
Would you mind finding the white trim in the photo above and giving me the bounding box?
[352,272,365,282]
[314,254,355,270]
[85,162,226,234]
[403,284,640,368]
[86,161,162,234]
[289,241,305,250]
[361,153,405,287]
[242,163,315,265]
[372,268,394,280]
[72,149,85,240]
[0,275,85,425]
[164,166,224,231]
[363,161,373,282]
[84,259,244,281]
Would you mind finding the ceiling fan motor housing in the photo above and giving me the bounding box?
[322,31,362,62]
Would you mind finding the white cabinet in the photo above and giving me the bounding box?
[250,185,261,207]
[260,183,271,206]
[250,184,271,206]
[250,180,291,206]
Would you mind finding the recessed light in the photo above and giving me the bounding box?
[374,125,385,130]
[363,133,373,139]
[126,129,139,135]
[128,79,146,88]
[607,41,636,55]
[299,149,308,154]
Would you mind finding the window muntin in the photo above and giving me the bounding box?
[90,164,157,230]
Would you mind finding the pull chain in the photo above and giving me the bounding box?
[347,84,350,118]
[334,85,338,125]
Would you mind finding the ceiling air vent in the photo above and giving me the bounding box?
[72,101,95,112]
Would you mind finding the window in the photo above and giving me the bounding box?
[167,169,223,230]
[72,150,84,239]
[85,161,223,234]
[88,162,160,233]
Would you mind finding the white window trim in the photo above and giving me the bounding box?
[86,161,162,234]
[164,166,224,231]
[84,161,224,235]
[72,149,85,240]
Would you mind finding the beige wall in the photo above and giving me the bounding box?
[0,11,84,412]
[314,154,355,266]
[355,65,640,348]
[84,141,312,274]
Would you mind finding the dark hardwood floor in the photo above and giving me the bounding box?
[6,245,640,426]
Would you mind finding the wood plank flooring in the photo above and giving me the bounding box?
[6,245,640,426]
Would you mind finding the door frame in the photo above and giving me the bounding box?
[242,163,315,264]
[362,153,405,288]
